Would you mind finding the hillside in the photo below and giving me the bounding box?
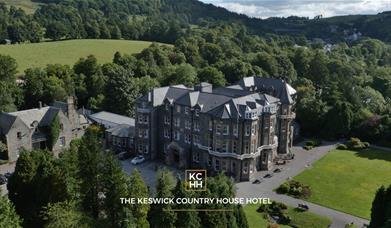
[1,0,391,43]
[0,39,157,74]
[0,0,41,14]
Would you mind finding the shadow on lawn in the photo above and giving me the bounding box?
[354,149,391,162]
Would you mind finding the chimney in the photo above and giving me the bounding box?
[38,101,42,109]
[194,82,213,93]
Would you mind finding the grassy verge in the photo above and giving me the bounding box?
[294,149,391,219]
[244,203,331,228]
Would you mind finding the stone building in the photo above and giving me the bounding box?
[135,77,296,181]
[0,97,89,162]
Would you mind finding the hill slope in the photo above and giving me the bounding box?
[0,39,156,74]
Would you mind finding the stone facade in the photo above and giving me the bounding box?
[135,77,296,182]
[0,97,89,162]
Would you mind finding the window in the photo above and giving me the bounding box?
[174,131,181,141]
[222,124,229,135]
[209,120,213,131]
[245,125,251,136]
[176,105,181,113]
[232,162,236,172]
[222,140,228,152]
[245,141,250,154]
[250,163,254,174]
[185,120,191,129]
[215,159,220,171]
[185,107,190,115]
[185,134,191,144]
[165,103,170,111]
[164,115,171,125]
[251,140,255,153]
[195,109,200,116]
[144,115,149,124]
[222,161,227,171]
[232,140,238,153]
[264,120,270,129]
[208,156,212,166]
[138,115,143,124]
[193,152,199,162]
[243,162,248,173]
[60,137,65,146]
[138,144,149,154]
[17,132,22,139]
[216,124,221,135]
[174,117,180,127]
[60,124,64,131]
[193,121,200,132]
[193,135,200,145]
[143,145,149,154]
[164,128,170,138]
[233,124,238,136]
[138,129,148,139]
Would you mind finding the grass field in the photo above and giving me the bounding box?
[294,149,391,219]
[0,39,157,74]
[0,0,41,14]
[244,203,331,228]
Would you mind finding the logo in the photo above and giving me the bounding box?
[185,169,207,191]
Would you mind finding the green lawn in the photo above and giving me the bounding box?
[0,0,41,14]
[294,149,391,219]
[244,203,331,228]
[0,39,158,74]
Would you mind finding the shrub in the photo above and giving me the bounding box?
[276,180,311,199]
[336,143,348,150]
[303,145,313,150]
[346,137,370,150]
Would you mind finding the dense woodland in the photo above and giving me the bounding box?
[2,127,248,228]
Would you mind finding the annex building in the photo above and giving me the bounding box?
[0,97,89,162]
[135,76,296,181]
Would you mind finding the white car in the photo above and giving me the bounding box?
[131,155,145,165]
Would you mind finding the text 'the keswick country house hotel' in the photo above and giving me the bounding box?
[135,76,296,181]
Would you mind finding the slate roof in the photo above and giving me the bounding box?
[106,124,134,138]
[0,113,17,134]
[139,85,191,107]
[89,111,135,126]
[231,76,297,104]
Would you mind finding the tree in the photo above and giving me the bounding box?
[198,66,226,87]
[148,169,176,228]
[0,55,19,112]
[102,154,134,227]
[7,150,68,227]
[46,22,68,40]
[308,51,329,88]
[77,128,105,219]
[0,190,22,228]
[369,184,391,228]
[103,63,139,116]
[42,201,94,228]
[173,178,200,228]
[128,169,150,228]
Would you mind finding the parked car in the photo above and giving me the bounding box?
[252,179,262,184]
[4,172,12,179]
[0,174,7,185]
[275,160,286,165]
[117,151,131,160]
[273,168,282,173]
[264,173,273,178]
[297,203,309,211]
[131,155,145,165]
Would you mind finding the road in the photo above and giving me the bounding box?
[235,141,370,228]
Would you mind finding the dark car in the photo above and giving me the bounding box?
[252,179,262,184]
[4,172,12,179]
[263,173,273,178]
[297,203,309,211]
[118,151,132,160]
[273,168,282,173]
[0,174,7,185]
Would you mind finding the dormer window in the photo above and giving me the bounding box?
[165,103,170,111]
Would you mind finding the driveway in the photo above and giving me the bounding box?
[235,142,370,228]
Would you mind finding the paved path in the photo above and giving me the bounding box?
[235,142,370,228]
